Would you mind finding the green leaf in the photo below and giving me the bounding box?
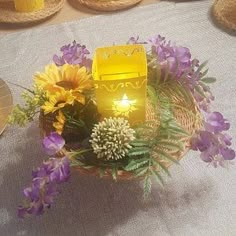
[168,124,190,136]
[201,77,216,84]
[196,60,208,74]
[155,140,184,151]
[194,84,206,98]
[153,149,179,164]
[128,147,150,157]
[130,140,150,147]
[155,61,162,87]
[68,149,91,158]
[124,158,149,171]
[134,167,149,177]
[99,167,106,178]
[143,175,152,198]
[112,166,118,181]
[150,169,164,186]
[199,69,209,78]
[153,160,171,177]
[147,85,158,110]
[163,62,171,82]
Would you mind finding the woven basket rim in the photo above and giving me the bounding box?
[0,0,65,24]
[39,90,203,180]
[76,0,142,11]
[213,0,236,31]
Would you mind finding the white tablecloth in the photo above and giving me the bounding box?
[0,0,235,235]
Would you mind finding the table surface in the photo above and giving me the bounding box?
[0,0,236,235]
[0,0,158,35]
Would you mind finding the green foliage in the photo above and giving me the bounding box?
[143,175,152,198]
[69,52,211,198]
[8,86,46,126]
[201,77,216,84]
[124,158,149,171]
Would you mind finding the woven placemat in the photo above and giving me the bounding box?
[213,0,236,31]
[76,0,142,11]
[0,0,65,24]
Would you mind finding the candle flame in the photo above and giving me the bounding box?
[112,94,137,117]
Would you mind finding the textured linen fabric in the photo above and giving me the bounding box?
[0,0,236,235]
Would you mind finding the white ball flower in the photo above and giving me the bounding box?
[90,117,135,160]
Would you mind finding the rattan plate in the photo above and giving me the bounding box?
[213,0,236,31]
[0,0,65,24]
[76,0,142,11]
[0,79,13,135]
[40,87,202,180]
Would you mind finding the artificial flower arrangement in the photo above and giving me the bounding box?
[8,35,235,218]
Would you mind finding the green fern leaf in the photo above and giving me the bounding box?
[124,158,149,171]
[135,167,149,177]
[150,169,164,186]
[153,160,171,177]
[143,175,152,198]
[153,149,179,164]
[128,147,150,157]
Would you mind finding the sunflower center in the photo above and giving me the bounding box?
[56,81,77,90]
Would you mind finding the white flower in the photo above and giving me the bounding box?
[90,117,135,160]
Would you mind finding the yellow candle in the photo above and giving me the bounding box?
[14,0,44,12]
[112,94,137,118]
[92,44,147,125]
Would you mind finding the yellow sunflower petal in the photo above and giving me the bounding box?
[53,111,65,135]
[41,90,75,114]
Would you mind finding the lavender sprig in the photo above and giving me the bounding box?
[53,41,92,70]
[18,133,70,218]
[145,34,235,167]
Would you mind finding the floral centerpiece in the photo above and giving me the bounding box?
[9,35,235,218]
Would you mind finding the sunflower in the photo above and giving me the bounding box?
[34,63,93,104]
[41,90,74,114]
[53,111,66,135]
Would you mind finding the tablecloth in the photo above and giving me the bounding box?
[0,0,235,235]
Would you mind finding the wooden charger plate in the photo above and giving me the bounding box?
[0,0,65,24]
[0,79,13,135]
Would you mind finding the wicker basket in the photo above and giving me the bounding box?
[0,0,64,24]
[75,0,142,12]
[39,90,202,180]
[213,0,236,31]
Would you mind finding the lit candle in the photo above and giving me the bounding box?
[14,0,44,12]
[112,94,137,117]
[92,44,147,125]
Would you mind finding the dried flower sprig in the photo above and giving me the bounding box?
[90,117,135,160]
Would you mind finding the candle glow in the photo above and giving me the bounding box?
[112,94,137,117]
[14,0,44,12]
[92,44,147,125]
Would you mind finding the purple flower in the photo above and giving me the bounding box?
[148,35,195,79]
[191,131,214,152]
[205,112,230,133]
[43,132,65,156]
[18,157,70,218]
[220,147,235,160]
[191,129,235,167]
[53,41,92,70]
[127,36,147,44]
